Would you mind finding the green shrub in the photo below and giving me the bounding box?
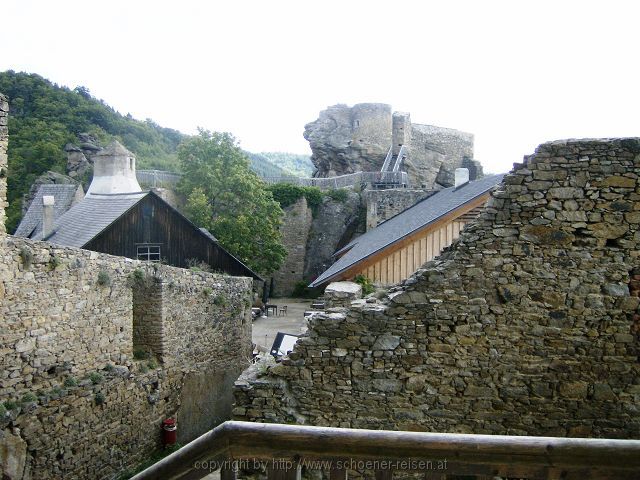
[20,392,37,404]
[202,287,212,296]
[131,268,145,283]
[292,280,322,299]
[95,392,105,405]
[89,372,103,385]
[213,294,227,306]
[63,377,77,388]
[49,386,64,397]
[353,274,375,296]
[19,246,33,268]
[104,363,115,373]
[267,183,323,214]
[0,404,6,417]
[326,188,349,203]
[133,348,150,360]
[147,359,158,370]
[48,255,61,271]
[97,270,111,286]
[3,400,18,410]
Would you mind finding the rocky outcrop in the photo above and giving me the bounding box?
[304,104,392,177]
[304,103,483,188]
[304,191,364,283]
[65,133,101,186]
[21,170,80,215]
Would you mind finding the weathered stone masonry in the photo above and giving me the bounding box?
[0,97,254,479]
[235,138,640,439]
[0,237,252,479]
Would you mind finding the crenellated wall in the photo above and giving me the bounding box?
[235,138,640,439]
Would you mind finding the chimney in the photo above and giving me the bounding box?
[42,195,55,239]
[455,168,469,189]
[86,140,142,196]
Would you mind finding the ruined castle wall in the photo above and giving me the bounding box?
[407,123,475,188]
[0,236,252,479]
[235,138,640,439]
[0,94,8,234]
[271,197,313,296]
[304,104,478,188]
[364,188,435,231]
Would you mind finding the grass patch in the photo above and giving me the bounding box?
[97,270,111,286]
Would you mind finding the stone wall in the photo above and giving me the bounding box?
[235,138,640,440]
[271,197,314,296]
[0,236,252,479]
[364,188,435,231]
[410,123,476,188]
[0,94,8,234]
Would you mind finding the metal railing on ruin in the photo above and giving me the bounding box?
[130,420,640,480]
[260,171,409,189]
[136,169,410,190]
[137,170,182,188]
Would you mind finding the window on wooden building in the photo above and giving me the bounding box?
[136,244,161,262]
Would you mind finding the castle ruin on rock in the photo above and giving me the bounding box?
[236,137,640,439]
[271,104,486,296]
[304,103,483,188]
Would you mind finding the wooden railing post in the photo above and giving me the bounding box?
[329,465,348,480]
[374,468,393,480]
[220,463,237,480]
[267,459,301,480]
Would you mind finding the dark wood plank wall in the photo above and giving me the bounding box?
[84,194,258,279]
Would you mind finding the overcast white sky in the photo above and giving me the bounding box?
[2,0,639,173]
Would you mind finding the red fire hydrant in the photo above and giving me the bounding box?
[162,418,177,446]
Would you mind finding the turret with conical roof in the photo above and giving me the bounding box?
[86,140,142,195]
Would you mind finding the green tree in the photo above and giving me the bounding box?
[178,130,286,274]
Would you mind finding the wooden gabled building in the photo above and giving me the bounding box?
[15,140,261,281]
[310,172,504,288]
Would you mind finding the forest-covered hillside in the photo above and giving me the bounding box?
[258,152,314,177]
[0,71,187,231]
[245,152,290,178]
[0,71,306,232]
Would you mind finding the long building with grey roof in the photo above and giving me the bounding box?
[310,172,505,288]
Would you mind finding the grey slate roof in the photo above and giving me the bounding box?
[45,192,147,247]
[310,174,505,287]
[199,228,218,242]
[14,184,83,239]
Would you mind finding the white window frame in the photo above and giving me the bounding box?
[136,244,162,262]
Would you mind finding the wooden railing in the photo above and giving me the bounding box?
[130,421,640,480]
